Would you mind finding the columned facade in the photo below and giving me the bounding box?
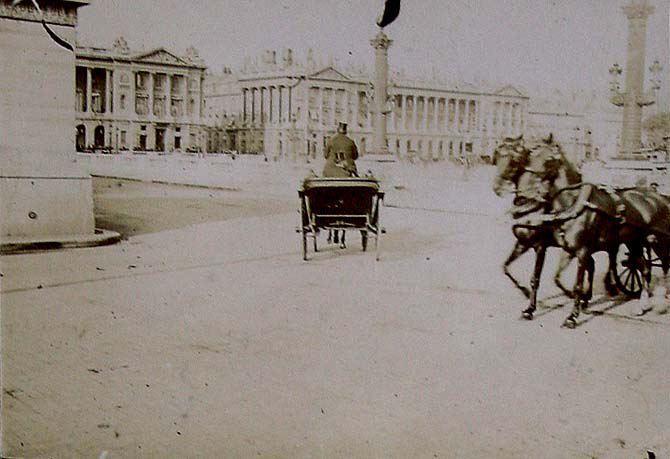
[75,38,207,153]
[204,49,529,161]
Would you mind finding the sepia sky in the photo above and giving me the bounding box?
[78,0,669,108]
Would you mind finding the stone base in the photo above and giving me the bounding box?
[1,176,95,238]
[1,229,121,255]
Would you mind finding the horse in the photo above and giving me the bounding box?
[492,134,589,317]
[502,139,670,326]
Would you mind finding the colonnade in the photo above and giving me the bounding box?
[242,85,294,125]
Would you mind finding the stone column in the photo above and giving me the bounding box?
[242,88,247,123]
[370,30,392,154]
[412,96,418,132]
[129,71,136,115]
[433,98,439,133]
[165,74,171,118]
[454,99,460,132]
[251,87,256,124]
[619,0,655,156]
[182,77,187,119]
[331,88,337,127]
[423,97,429,132]
[147,73,154,117]
[278,86,283,124]
[86,67,92,113]
[104,69,111,114]
[401,95,407,132]
[353,90,360,127]
[344,90,351,125]
[260,87,266,124]
[318,87,324,126]
[390,94,396,132]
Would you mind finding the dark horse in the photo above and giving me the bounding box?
[492,135,589,317]
[495,135,669,327]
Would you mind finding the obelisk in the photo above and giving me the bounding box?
[610,0,656,157]
[0,1,117,251]
[370,30,392,156]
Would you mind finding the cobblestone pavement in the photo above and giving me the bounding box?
[2,172,669,458]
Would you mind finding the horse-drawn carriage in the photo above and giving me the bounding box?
[297,176,385,261]
[493,135,670,327]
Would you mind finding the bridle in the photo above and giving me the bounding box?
[497,143,566,216]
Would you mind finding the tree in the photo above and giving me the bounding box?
[642,112,670,149]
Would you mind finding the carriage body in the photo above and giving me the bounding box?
[613,189,670,297]
[298,177,385,260]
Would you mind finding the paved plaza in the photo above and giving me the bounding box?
[2,165,670,458]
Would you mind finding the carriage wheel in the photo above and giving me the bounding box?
[614,243,651,298]
[361,230,368,251]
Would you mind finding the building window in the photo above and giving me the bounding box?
[120,131,127,148]
[120,94,126,110]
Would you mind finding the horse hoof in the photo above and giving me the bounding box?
[521,310,534,320]
[562,317,577,329]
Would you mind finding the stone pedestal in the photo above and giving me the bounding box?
[0,1,113,247]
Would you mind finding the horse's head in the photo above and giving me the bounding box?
[492,134,528,196]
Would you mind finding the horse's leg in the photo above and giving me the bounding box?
[522,245,547,320]
[327,230,333,244]
[603,246,620,296]
[563,249,589,328]
[333,230,339,244]
[659,261,670,314]
[584,255,595,305]
[504,241,532,299]
[340,231,346,249]
[554,251,575,299]
[633,246,653,316]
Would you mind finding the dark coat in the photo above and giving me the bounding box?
[323,133,359,177]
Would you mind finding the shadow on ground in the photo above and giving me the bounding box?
[93,177,295,238]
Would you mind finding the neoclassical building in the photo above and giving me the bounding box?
[527,88,623,163]
[204,49,529,160]
[75,37,207,152]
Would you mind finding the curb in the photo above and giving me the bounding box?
[1,229,122,255]
[91,175,241,192]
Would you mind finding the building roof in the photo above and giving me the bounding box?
[75,38,207,69]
